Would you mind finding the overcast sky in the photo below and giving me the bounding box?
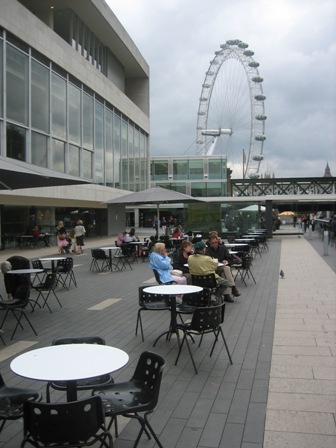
[107,0,336,179]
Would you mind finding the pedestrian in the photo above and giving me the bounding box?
[74,220,86,254]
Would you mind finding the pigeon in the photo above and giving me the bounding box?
[280,270,285,279]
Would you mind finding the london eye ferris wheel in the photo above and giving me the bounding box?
[196,40,266,179]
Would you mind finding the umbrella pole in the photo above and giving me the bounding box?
[156,204,160,239]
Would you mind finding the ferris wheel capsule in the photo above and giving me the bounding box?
[252,76,263,83]
[255,135,266,141]
[252,155,264,161]
[255,94,266,101]
[256,114,267,121]
[244,50,254,56]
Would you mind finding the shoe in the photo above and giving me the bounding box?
[224,295,234,303]
[231,286,241,297]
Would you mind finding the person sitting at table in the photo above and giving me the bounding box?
[172,240,194,284]
[128,228,140,242]
[116,231,127,247]
[1,256,31,301]
[56,221,68,255]
[171,227,182,239]
[32,225,50,247]
[188,241,231,302]
[149,242,187,285]
[206,234,241,301]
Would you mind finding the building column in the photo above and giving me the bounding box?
[107,204,126,237]
[265,200,273,238]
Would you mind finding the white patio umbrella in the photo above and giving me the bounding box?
[105,186,203,230]
[0,156,91,190]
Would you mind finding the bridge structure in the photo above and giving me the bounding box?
[205,176,336,237]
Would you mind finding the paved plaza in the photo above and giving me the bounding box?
[0,227,335,447]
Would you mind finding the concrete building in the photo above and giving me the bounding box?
[0,0,150,246]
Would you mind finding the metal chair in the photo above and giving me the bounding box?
[191,273,219,298]
[175,303,233,374]
[56,257,77,289]
[89,249,110,272]
[152,269,175,285]
[93,351,165,448]
[135,286,171,341]
[176,288,211,319]
[0,286,37,340]
[46,336,114,402]
[21,396,112,448]
[31,259,50,284]
[0,372,42,435]
[231,253,256,286]
[31,273,61,313]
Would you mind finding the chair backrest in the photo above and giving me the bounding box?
[52,336,105,346]
[31,259,44,270]
[56,257,73,272]
[191,273,217,289]
[22,396,105,444]
[132,351,165,408]
[190,303,225,333]
[153,269,162,284]
[138,286,169,307]
[92,249,108,260]
[43,273,57,289]
[181,289,211,307]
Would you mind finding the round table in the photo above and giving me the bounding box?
[143,285,202,346]
[11,344,129,401]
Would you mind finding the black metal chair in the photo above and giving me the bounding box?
[176,288,211,319]
[152,269,175,285]
[0,286,37,340]
[114,246,133,271]
[46,336,114,402]
[21,396,112,448]
[55,257,77,289]
[231,253,256,286]
[135,286,171,341]
[93,351,165,448]
[0,372,42,435]
[31,273,61,313]
[175,303,233,374]
[89,249,110,272]
[191,273,219,299]
[31,259,50,284]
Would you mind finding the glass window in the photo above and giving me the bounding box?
[51,138,65,172]
[173,160,188,180]
[189,159,204,180]
[121,120,128,184]
[31,132,47,167]
[190,182,206,197]
[105,108,113,186]
[68,83,81,144]
[113,114,121,187]
[152,160,168,181]
[208,159,222,179]
[0,38,3,118]
[83,93,93,149]
[6,44,28,125]
[168,183,186,194]
[69,144,80,176]
[31,60,50,133]
[206,182,224,196]
[6,124,25,161]
[94,101,104,183]
[51,73,66,139]
[83,149,92,179]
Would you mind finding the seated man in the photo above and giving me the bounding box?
[1,255,31,301]
[188,241,231,302]
[205,234,241,302]
[149,242,187,285]
[32,225,50,247]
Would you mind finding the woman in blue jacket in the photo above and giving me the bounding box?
[149,242,187,285]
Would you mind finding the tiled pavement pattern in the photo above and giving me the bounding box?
[0,228,335,447]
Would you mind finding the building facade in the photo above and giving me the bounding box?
[0,0,150,244]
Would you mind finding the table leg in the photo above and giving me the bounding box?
[66,380,78,402]
[153,296,181,348]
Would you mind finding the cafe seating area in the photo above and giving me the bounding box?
[0,227,334,448]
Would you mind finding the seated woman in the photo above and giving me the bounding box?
[172,240,194,284]
[149,242,187,285]
[171,227,182,239]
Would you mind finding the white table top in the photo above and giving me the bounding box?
[144,285,202,295]
[40,257,66,262]
[100,246,120,251]
[224,243,249,247]
[11,344,129,382]
[7,269,43,274]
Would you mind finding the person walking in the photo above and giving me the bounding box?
[74,220,86,254]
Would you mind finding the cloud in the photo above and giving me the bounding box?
[107,0,336,178]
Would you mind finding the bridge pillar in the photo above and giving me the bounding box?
[265,200,273,238]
